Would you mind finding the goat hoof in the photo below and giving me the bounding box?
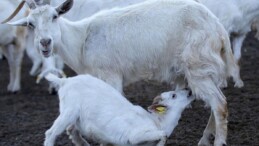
[48,88,57,95]
[7,84,20,93]
[50,90,57,95]
[0,56,6,60]
[8,91,18,94]
[66,125,74,135]
[7,90,19,94]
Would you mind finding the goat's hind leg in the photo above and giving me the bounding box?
[129,130,167,146]
[198,110,215,146]
[29,56,41,76]
[66,125,90,146]
[190,79,228,146]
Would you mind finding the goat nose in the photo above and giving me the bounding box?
[40,39,51,47]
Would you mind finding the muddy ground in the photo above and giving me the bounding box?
[0,32,259,146]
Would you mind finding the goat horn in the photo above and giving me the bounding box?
[1,0,26,24]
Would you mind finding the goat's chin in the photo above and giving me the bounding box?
[40,48,52,57]
[42,51,51,57]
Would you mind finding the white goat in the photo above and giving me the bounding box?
[7,0,243,145]
[44,73,194,146]
[0,0,27,92]
[25,0,146,88]
[199,0,259,63]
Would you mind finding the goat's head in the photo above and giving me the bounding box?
[4,0,73,57]
[148,89,194,114]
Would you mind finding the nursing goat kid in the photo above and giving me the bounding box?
[44,73,194,146]
[7,0,243,145]
[0,0,27,92]
[200,0,259,63]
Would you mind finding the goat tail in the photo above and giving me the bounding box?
[221,35,244,88]
[45,73,65,88]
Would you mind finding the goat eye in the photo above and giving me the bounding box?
[53,15,58,20]
[172,94,177,99]
[28,22,35,29]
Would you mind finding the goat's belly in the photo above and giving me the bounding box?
[77,118,158,145]
[123,65,183,86]
[79,128,129,145]
[77,121,126,144]
[77,123,105,143]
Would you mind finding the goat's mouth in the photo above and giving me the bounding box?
[42,50,51,57]
[148,104,167,114]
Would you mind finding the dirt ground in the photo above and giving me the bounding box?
[0,32,259,146]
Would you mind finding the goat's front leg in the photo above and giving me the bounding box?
[25,29,42,76]
[37,57,66,84]
[129,130,167,146]
[44,110,78,146]
[29,57,41,76]
[66,125,90,146]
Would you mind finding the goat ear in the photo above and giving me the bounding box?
[55,0,73,16]
[7,18,28,26]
